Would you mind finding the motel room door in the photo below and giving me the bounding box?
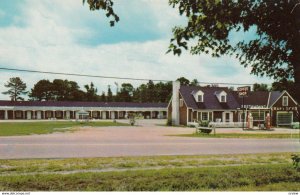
[27,111,31,120]
[222,112,233,122]
[36,111,41,119]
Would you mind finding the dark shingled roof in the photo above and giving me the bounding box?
[0,100,168,108]
[233,91,270,106]
[179,86,240,110]
[180,85,285,110]
[268,91,283,107]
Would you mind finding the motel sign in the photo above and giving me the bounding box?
[237,86,251,98]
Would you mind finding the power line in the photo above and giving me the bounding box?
[0,67,261,86]
[0,67,171,82]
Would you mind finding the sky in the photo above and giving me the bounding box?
[0,0,274,100]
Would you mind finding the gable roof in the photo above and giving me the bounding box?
[179,86,240,110]
[268,91,282,107]
[269,90,298,107]
[233,91,270,106]
[0,100,168,108]
[179,85,288,110]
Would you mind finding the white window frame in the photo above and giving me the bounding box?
[221,95,226,102]
[179,99,183,107]
[250,111,265,121]
[202,112,208,121]
[276,111,293,126]
[198,95,203,102]
[282,96,288,106]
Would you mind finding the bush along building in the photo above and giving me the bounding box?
[168,81,299,127]
[0,101,167,120]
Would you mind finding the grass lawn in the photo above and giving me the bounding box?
[0,152,299,191]
[174,132,300,139]
[0,121,129,136]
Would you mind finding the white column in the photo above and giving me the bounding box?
[172,81,180,125]
[4,110,8,120]
[53,110,55,118]
[62,110,65,119]
[91,110,93,119]
[23,110,26,119]
[12,110,15,119]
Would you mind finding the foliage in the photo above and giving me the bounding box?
[84,82,99,101]
[29,79,86,101]
[253,83,269,92]
[2,77,27,101]
[107,85,113,102]
[83,0,119,26]
[198,120,209,127]
[291,154,300,171]
[168,0,300,101]
[176,77,190,85]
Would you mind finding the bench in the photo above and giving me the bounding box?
[196,126,213,134]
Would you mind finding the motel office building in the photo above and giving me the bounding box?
[0,101,167,120]
[168,82,299,127]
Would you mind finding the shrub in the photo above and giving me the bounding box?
[166,119,172,126]
[291,154,300,171]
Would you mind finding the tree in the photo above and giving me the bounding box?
[84,82,99,101]
[190,79,199,86]
[107,85,113,102]
[271,79,295,92]
[176,77,190,86]
[253,83,269,92]
[29,79,85,101]
[2,77,27,101]
[29,79,54,101]
[100,91,106,101]
[83,0,119,26]
[168,0,300,101]
[117,83,134,102]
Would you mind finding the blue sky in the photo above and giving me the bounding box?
[0,0,273,100]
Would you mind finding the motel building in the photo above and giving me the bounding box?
[0,101,167,120]
[168,81,299,127]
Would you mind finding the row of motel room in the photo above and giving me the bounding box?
[0,81,299,127]
[0,102,168,120]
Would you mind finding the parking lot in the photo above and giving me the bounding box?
[0,119,299,159]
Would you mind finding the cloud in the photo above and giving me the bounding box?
[0,0,273,100]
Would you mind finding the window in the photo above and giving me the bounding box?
[179,99,183,107]
[251,111,265,121]
[282,96,288,106]
[202,112,208,121]
[221,95,226,102]
[198,95,203,102]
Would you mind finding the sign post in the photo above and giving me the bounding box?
[237,86,250,130]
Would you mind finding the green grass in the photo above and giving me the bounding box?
[1,152,297,175]
[0,121,129,136]
[0,163,299,191]
[0,153,299,191]
[175,132,300,139]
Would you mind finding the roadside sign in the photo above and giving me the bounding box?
[237,86,250,98]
